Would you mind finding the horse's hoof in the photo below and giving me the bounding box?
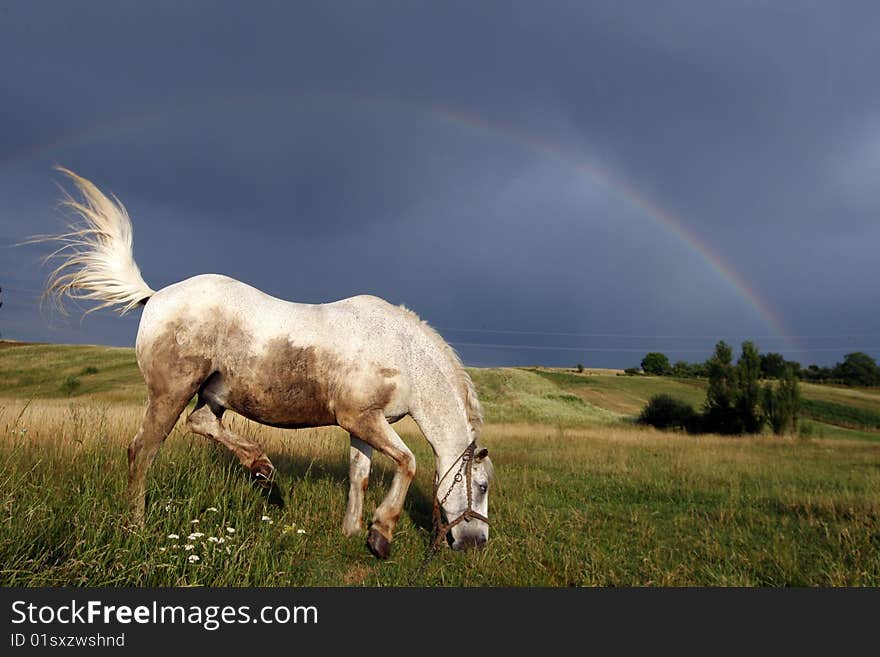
[264,482,285,507]
[250,463,284,507]
[366,528,391,560]
[250,460,275,485]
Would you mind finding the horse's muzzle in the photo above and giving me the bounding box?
[452,531,488,551]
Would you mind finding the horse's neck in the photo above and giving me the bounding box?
[411,378,473,476]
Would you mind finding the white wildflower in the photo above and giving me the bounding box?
[226,527,235,534]
[297,529,306,534]
[190,519,200,524]
[167,534,179,540]
[261,515,271,522]
[206,507,219,513]
[184,544,194,551]
[188,554,200,563]
[158,547,166,552]
[207,536,219,543]
[187,532,204,540]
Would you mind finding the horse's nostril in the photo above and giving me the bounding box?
[454,533,487,550]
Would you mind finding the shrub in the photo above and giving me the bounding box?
[576,363,584,373]
[624,367,641,376]
[638,394,698,431]
[60,375,81,396]
[79,365,99,375]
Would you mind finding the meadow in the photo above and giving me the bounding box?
[1,341,879,586]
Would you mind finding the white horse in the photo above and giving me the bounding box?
[37,168,492,558]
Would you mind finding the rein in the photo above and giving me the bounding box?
[409,440,489,584]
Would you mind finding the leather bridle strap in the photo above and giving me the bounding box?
[431,441,489,548]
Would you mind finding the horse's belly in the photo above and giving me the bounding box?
[204,369,337,429]
[228,387,336,429]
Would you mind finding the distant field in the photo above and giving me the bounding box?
[3,341,878,440]
[1,341,879,586]
[0,341,145,403]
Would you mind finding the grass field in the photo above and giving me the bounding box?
[2,341,879,586]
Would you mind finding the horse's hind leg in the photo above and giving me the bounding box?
[128,394,194,526]
[338,411,415,559]
[186,400,283,505]
[342,436,373,537]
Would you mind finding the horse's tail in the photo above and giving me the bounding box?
[31,167,156,315]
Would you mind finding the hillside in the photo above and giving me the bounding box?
[0,340,145,403]
[2,340,879,441]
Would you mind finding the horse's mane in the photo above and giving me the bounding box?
[398,305,483,434]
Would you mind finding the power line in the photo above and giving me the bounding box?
[440,327,880,340]
[449,341,880,354]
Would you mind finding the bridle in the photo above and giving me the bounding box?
[431,440,489,549]
[409,440,490,584]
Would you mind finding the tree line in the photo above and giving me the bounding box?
[637,340,803,436]
[635,349,880,387]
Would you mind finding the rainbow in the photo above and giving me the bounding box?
[2,90,793,351]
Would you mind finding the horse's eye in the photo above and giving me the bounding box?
[478,483,488,494]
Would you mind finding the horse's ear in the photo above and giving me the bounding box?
[475,447,489,461]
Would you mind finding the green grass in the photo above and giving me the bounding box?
[1,341,879,586]
[801,399,880,431]
[0,341,144,402]
[467,368,621,426]
[2,412,878,586]
[528,368,709,415]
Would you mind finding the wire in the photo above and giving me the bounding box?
[449,341,880,354]
[440,327,880,340]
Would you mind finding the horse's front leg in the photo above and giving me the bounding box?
[342,436,373,536]
[338,412,415,559]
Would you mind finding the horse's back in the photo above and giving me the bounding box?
[139,274,402,344]
[134,274,414,427]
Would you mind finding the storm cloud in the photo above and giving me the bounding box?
[1,2,878,367]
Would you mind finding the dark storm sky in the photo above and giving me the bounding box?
[1,2,878,368]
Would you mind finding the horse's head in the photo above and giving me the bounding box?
[439,446,493,550]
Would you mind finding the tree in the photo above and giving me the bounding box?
[834,352,880,387]
[704,341,738,433]
[735,341,763,433]
[638,394,697,431]
[672,360,691,377]
[762,366,801,435]
[760,352,787,379]
[641,352,672,376]
[803,364,834,383]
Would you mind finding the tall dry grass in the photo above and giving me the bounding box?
[2,398,879,586]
